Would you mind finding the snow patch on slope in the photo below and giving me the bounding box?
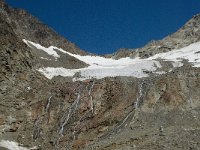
[23,39,200,81]
[75,61,161,81]
[172,62,184,68]
[38,67,76,79]
[23,39,163,80]
[0,140,37,150]
[148,41,200,67]
[23,39,60,58]
[38,61,160,80]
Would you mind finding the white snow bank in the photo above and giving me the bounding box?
[38,67,76,79]
[148,41,200,67]
[172,62,184,68]
[75,61,161,81]
[23,39,200,81]
[40,57,51,60]
[0,140,37,150]
[38,61,161,80]
[23,39,163,80]
[23,39,60,58]
[23,39,145,66]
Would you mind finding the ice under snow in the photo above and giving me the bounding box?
[23,39,200,80]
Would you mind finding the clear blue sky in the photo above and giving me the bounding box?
[6,0,200,54]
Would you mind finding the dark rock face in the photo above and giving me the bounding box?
[0,10,34,77]
[0,1,200,150]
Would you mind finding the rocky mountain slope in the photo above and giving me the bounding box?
[0,0,200,150]
[0,0,88,70]
[0,0,87,55]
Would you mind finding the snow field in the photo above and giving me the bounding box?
[23,39,200,80]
